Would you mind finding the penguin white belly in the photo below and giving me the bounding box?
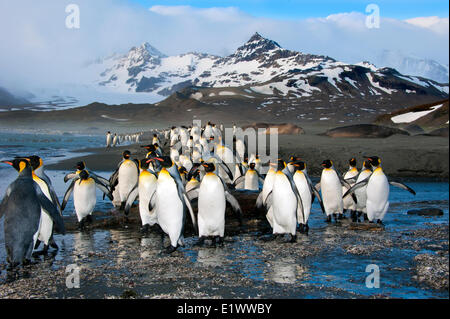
[321,170,343,216]
[74,179,96,222]
[198,174,226,237]
[244,170,259,191]
[293,172,311,225]
[139,173,158,226]
[342,169,358,210]
[156,171,184,247]
[272,173,297,235]
[366,172,389,221]
[355,170,371,213]
[118,160,138,202]
[34,177,54,245]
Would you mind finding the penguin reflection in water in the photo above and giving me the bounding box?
[0,158,65,269]
[61,170,112,230]
[186,162,243,247]
[343,156,416,225]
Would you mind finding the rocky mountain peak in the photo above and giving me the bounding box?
[232,32,283,61]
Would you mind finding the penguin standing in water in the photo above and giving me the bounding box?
[112,134,119,147]
[316,160,351,223]
[343,156,415,224]
[186,162,242,247]
[263,159,304,242]
[61,170,112,229]
[353,160,373,221]
[106,131,112,148]
[342,158,358,221]
[147,155,197,253]
[255,161,277,213]
[290,160,324,234]
[124,159,158,232]
[27,156,61,254]
[0,158,65,268]
[109,150,139,210]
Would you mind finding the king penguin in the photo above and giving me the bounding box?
[109,150,139,210]
[147,155,197,253]
[124,159,158,232]
[342,158,358,221]
[61,170,112,229]
[353,160,372,221]
[0,158,64,268]
[186,162,242,247]
[290,160,324,234]
[27,155,61,254]
[263,159,303,242]
[317,160,348,223]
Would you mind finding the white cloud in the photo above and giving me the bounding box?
[404,16,449,34]
[0,1,448,95]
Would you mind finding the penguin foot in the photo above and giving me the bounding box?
[163,245,177,254]
[304,224,309,235]
[206,237,216,248]
[298,224,304,233]
[140,224,150,234]
[351,210,358,223]
[120,202,126,211]
[49,238,59,250]
[194,237,205,247]
[261,234,277,242]
[338,213,344,220]
[86,215,93,223]
[377,219,384,225]
[217,237,224,247]
[363,214,369,221]
[285,234,297,243]
[325,216,332,223]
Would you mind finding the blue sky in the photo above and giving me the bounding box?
[130,0,449,19]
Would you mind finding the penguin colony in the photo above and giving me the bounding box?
[0,122,417,267]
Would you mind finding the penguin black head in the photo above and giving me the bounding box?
[178,166,187,175]
[189,136,193,140]
[288,156,301,164]
[249,162,256,170]
[277,159,286,171]
[367,156,381,167]
[363,160,372,170]
[148,155,172,168]
[321,159,333,169]
[79,170,89,180]
[123,150,131,159]
[139,158,150,170]
[349,158,357,167]
[293,161,306,171]
[153,134,157,137]
[76,161,86,170]
[202,162,215,173]
[2,158,31,173]
[27,155,43,170]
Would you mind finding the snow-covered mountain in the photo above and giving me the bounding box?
[373,50,449,84]
[87,32,449,100]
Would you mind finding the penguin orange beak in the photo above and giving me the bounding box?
[1,160,13,166]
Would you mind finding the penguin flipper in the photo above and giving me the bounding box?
[124,186,139,215]
[34,184,66,235]
[64,172,78,183]
[263,191,273,208]
[0,190,9,219]
[225,191,243,224]
[389,181,416,195]
[89,172,110,187]
[93,177,113,201]
[255,192,264,210]
[61,180,76,211]
[232,175,245,188]
[343,178,369,199]
[183,193,197,231]
[306,174,325,214]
